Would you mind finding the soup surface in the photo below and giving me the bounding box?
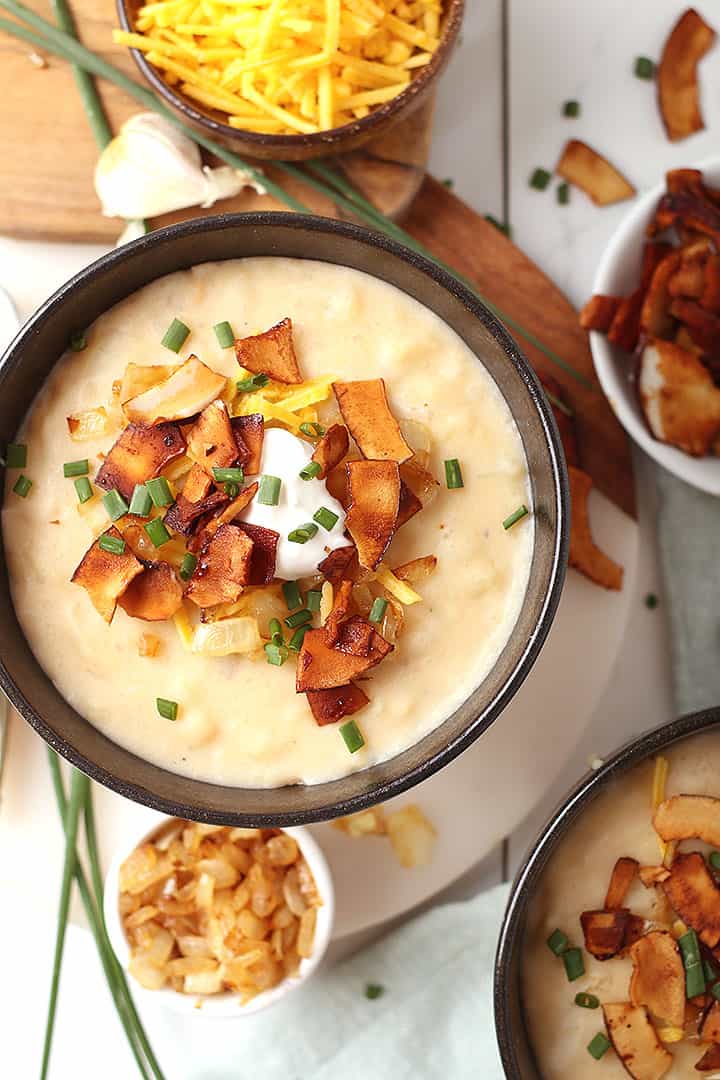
[524,732,720,1078]
[3,257,532,787]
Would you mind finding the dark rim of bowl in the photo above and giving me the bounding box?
[494,705,720,1079]
[115,0,464,151]
[0,211,568,824]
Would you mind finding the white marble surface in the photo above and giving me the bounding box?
[0,0,702,1073]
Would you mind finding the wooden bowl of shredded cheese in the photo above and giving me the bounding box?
[114,0,464,160]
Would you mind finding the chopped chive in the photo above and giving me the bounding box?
[258,474,282,506]
[705,955,719,983]
[299,421,325,439]
[369,597,388,625]
[212,466,244,485]
[441,177,454,189]
[710,852,720,872]
[224,481,239,498]
[128,484,152,517]
[563,99,580,117]
[237,373,269,393]
[634,56,655,79]
[102,488,129,521]
[444,458,464,490]
[269,618,284,645]
[63,459,89,478]
[340,719,365,754]
[563,947,585,982]
[5,443,27,468]
[213,320,234,348]
[711,982,720,1002]
[365,984,385,1000]
[313,506,339,531]
[145,476,174,508]
[288,625,309,652]
[288,522,318,544]
[74,477,93,504]
[161,317,190,353]
[574,992,599,1009]
[503,505,529,530]
[12,474,32,498]
[557,182,570,206]
[156,697,178,721]
[69,330,87,352]
[299,461,322,481]
[144,518,172,548]
[283,580,303,611]
[530,167,551,191]
[679,929,706,998]
[179,552,197,581]
[306,589,321,612]
[99,533,126,555]
[484,214,513,239]
[546,928,569,955]
[645,593,658,610]
[285,609,312,630]
[265,642,288,666]
[587,1033,610,1060]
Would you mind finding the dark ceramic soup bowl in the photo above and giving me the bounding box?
[0,213,567,826]
[494,706,720,1078]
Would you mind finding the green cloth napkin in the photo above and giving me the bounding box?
[153,883,510,1080]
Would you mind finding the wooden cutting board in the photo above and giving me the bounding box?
[0,1,635,518]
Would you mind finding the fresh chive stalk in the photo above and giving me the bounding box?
[102,488,129,521]
[268,618,284,645]
[237,373,270,393]
[634,56,655,79]
[557,182,570,206]
[5,442,27,468]
[265,641,288,666]
[128,484,152,517]
[282,580,303,611]
[563,99,580,117]
[69,330,87,352]
[288,625,309,651]
[74,476,93,503]
[365,984,385,1000]
[13,474,32,497]
[562,947,585,982]
[144,518,172,548]
[503,505,529,530]
[213,321,234,348]
[546,928,569,956]
[63,458,89,478]
[299,461,322,481]
[313,506,339,531]
[156,698,178,721]
[288,523,318,544]
[444,458,464,490]
[530,168,551,191]
[224,481,239,498]
[161,318,190,353]
[212,466,244,485]
[99,533,126,555]
[145,477,174,508]
[306,589,321,612]
[574,992,599,1009]
[179,552,197,581]
[587,1033,610,1060]
[285,609,312,630]
[258,474,281,505]
[679,929,706,998]
[340,719,365,754]
[299,422,325,438]
[369,597,388,625]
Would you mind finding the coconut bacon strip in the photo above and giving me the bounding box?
[556,140,636,206]
[311,423,349,479]
[345,460,400,570]
[629,930,685,1030]
[568,466,624,591]
[94,422,185,502]
[333,379,412,463]
[231,414,264,474]
[186,523,254,608]
[662,851,720,947]
[71,527,144,623]
[296,617,393,692]
[234,318,302,385]
[306,684,369,726]
[602,1003,672,1080]
[654,794,720,847]
[186,400,239,473]
[658,9,716,142]
[118,562,183,622]
[605,857,639,910]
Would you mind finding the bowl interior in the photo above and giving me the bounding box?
[494,706,720,1078]
[0,213,567,825]
[590,155,720,496]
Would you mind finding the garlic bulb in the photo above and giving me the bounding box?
[95,113,265,220]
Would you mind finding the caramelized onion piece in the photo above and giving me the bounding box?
[393,555,438,585]
[118,562,184,621]
[124,356,227,425]
[235,318,302,385]
[119,363,177,404]
[306,683,369,726]
[71,527,144,623]
[333,379,412,463]
[95,422,185,502]
[345,460,400,570]
[186,524,254,608]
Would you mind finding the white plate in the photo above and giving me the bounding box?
[591,154,720,495]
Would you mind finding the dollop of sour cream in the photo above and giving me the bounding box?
[240,427,347,580]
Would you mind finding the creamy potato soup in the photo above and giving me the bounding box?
[524,733,720,1078]
[3,258,532,788]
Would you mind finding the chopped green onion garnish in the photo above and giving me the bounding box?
[212,466,244,485]
[161,318,190,353]
[69,330,87,352]
[574,992,599,1009]
[530,167,551,191]
[705,955,719,983]
[679,929,706,998]
[340,719,365,754]
[288,626,309,652]
[563,99,580,117]
[484,214,513,239]
[63,459,89,478]
[369,597,388,625]
[634,56,655,79]
[288,522,318,544]
[645,592,658,609]
[365,984,385,1000]
[144,518,172,548]
[5,443,27,469]
[710,852,720,872]
[299,422,325,439]
[587,1033,610,1060]
[299,461,322,481]
[74,477,93,504]
[285,609,312,630]
[265,642,288,666]
[442,177,454,189]
[503,505,529,530]
[562,947,585,982]
[269,618,284,645]
[444,458,464,489]
[102,488,129,521]
[128,484,152,517]
[711,982,720,1002]
[12,474,32,498]
[237,373,269,393]
[557,182,570,206]
[283,580,303,611]
[313,506,339,531]
[546,929,569,956]
[145,476,174,508]
[258,474,282,506]
[156,697,178,721]
[213,320,234,348]
[224,481,239,499]
[99,533,126,555]
[179,552,197,581]
[306,589,322,612]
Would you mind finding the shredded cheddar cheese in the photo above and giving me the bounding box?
[114,0,443,135]
[652,755,670,860]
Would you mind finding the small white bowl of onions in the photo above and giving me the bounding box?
[104,818,334,1018]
